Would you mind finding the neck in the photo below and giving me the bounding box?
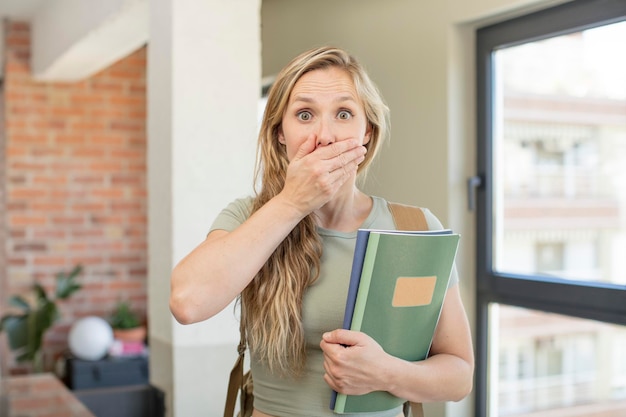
[315,189,372,232]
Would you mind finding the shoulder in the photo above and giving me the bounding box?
[224,195,254,215]
[421,207,446,231]
[209,195,254,233]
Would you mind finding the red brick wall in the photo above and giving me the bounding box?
[2,21,147,372]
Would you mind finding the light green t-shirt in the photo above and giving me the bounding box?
[210,195,458,417]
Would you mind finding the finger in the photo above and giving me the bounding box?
[323,330,362,347]
[320,338,332,352]
[324,361,354,394]
[328,145,367,172]
[323,358,343,391]
[293,134,318,161]
[323,372,339,391]
[326,157,362,188]
[336,150,350,173]
[323,357,334,375]
[320,340,343,364]
[317,139,362,160]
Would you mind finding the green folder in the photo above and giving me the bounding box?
[332,229,460,414]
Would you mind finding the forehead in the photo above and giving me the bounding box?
[289,67,358,102]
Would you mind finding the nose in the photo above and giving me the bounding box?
[315,118,335,147]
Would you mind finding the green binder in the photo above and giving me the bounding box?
[332,229,460,414]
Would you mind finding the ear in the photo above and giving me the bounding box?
[363,124,372,145]
[278,127,286,145]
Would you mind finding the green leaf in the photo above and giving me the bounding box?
[26,311,38,356]
[8,295,31,312]
[33,283,49,304]
[36,301,58,333]
[56,282,82,299]
[109,301,141,329]
[1,315,29,351]
[56,265,83,299]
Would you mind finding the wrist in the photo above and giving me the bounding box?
[381,355,416,398]
[273,192,311,221]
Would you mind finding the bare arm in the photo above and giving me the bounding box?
[170,195,305,324]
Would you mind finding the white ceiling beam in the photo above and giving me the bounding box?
[31,0,148,82]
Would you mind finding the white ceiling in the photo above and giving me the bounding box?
[1,0,150,81]
[0,0,46,20]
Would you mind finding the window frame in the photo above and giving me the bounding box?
[475,1,626,415]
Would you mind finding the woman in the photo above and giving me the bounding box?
[170,46,474,417]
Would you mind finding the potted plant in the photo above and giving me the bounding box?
[109,300,146,343]
[0,265,83,373]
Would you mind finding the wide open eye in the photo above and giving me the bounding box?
[297,111,312,121]
[337,110,353,120]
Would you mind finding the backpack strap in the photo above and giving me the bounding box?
[224,312,247,417]
[388,202,428,231]
[388,201,427,417]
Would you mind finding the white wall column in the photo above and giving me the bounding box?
[147,1,260,415]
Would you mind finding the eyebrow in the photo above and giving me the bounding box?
[291,95,357,104]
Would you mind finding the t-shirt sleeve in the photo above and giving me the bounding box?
[422,207,460,287]
[208,196,254,234]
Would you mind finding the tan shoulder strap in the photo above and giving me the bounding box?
[410,403,425,417]
[389,202,427,417]
[388,202,428,231]
[224,349,244,417]
[224,306,247,417]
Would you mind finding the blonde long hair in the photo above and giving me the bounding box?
[242,46,390,376]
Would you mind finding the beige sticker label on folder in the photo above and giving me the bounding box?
[392,276,437,307]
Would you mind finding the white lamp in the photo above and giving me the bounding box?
[68,316,114,361]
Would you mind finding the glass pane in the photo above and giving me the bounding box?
[491,304,626,416]
[492,21,626,284]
